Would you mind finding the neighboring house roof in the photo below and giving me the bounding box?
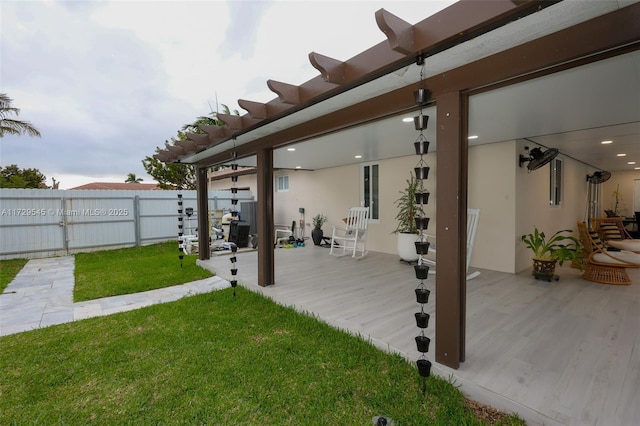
[70,182,160,190]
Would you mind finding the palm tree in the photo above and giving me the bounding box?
[125,173,143,183]
[0,94,41,138]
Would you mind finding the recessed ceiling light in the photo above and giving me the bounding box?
[402,117,413,123]
[617,153,626,157]
[355,155,362,159]
[601,140,613,144]
[628,161,636,165]
[467,135,478,140]
[287,148,296,152]
[635,167,640,170]
[295,166,301,169]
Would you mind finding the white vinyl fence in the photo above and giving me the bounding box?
[0,188,253,260]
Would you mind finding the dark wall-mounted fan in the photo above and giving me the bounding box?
[519,147,559,171]
[586,170,611,184]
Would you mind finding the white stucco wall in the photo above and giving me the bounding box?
[514,139,591,272]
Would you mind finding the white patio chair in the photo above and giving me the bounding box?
[329,207,370,259]
[423,208,481,280]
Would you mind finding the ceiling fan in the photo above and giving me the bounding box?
[519,147,559,171]
[586,170,612,184]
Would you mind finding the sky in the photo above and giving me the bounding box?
[1,0,455,189]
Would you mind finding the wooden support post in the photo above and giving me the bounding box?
[197,166,210,260]
[256,148,275,286]
[435,91,468,368]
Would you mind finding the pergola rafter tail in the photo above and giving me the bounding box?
[308,52,347,84]
[186,132,210,147]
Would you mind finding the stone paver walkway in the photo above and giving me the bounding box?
[0,256,230,336]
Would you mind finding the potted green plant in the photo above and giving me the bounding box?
[521,227,582,281]
[393,173,425,261]
[311,213,328,246]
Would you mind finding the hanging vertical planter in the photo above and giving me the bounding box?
[413,114,429,131]
[415,334,431,353]
[414,166,430,180]
[230,151,240,297]
[414,241,430,255]
[415,287,430,304]
[414,140,430,155]
[414,217,430,230]
[177,192,184,267]
[414,311,430,328]
[416,358,432,377]
[414,191,430,205]
[410,55,433,385]
[414,264,429,280]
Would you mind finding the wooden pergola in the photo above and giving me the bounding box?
[156,1,640,369]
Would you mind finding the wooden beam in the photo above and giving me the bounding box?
[167,145,186,155]
[256,148,275,286]
[217,114,243,130]
[435,91,468,369]
[238,99,268,119]
[195,5,640,168]
[197,166,210,260]
[200,125,224,139]
[267,80,301,105]
[176,139,198,153]
[309,52,346,84]
[186,132,210,147]
[375,9,414,55]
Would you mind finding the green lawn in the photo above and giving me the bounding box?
[0,258,28,293]
[0,243,523,424]
[74,241,212,301]
[0,287,523,425]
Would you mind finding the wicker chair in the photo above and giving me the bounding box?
[590,217,640,252]
[577,222,640,285]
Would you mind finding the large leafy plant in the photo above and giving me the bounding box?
[521,227,582,265]
[393,173,425,234]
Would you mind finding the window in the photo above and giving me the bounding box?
[361,163,379,220]
[276,175,289,192]
[550,157,562,206]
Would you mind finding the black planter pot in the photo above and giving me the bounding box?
[532,259,558,281]
[414,264,429,280]
[414,166,430,180]
[414,191,430,205]
[414,114,429,131]
[415,288,430,304]
[414,140,430,155]
[311,228,324,246]
[415,335,431,353]
[414,87,430,105]
[414,217,430,231]
[414,241,430,255]
[416,359,432,377]
[415,312,430,328]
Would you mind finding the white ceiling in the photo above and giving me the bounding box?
[201,1,639,174]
